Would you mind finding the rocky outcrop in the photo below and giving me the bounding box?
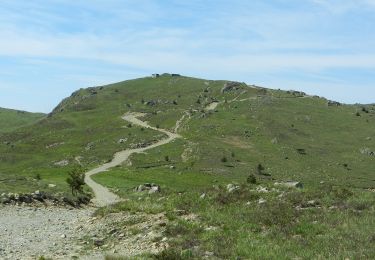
[134,183,161,194]
[274,181,303,189]
[0,191,90,207]
[221,82,243,93]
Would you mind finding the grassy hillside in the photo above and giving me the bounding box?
[1,74,374,258]
[1,73,374,194]
[0,107,45,133]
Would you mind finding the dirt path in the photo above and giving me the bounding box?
[85,112,181,207]
[0,112,181,259]
[204,101,220,111]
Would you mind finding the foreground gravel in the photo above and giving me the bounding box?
[0,205,94,259]
[0,204,168,259]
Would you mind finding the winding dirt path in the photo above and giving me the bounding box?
[85,112,181,207]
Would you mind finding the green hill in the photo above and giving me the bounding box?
[0,107,45,133]
[1,74,374,258]
[1,74,374,192]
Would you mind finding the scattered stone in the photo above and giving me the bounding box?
[256,186,269,193]
[271,138,278,144]
[60,234,66,239]
[118,138,127,144]
[227,184,239,193]
[200,193,206,199]
[274,181,303,189]
[134,183,161,193]
[221,81,243,93]
[54,160,69,167]
[360,147,375,156]
[48,184,56,188]
[93,239,104,247]
[306,200,319,207]
[258,198,267,204]
[327,100,341,106]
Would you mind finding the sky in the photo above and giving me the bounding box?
[0,0,375,112]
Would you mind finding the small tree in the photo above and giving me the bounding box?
[221,156,228,163]
[247,174,257,184]
[165,155,170,162]
[66,167,85,196]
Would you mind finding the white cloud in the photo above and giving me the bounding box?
[311,0,375,13]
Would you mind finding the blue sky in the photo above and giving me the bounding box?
[1,0,375,112]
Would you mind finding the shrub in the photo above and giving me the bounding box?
[221,156,227,163]
[66,166,85,196]
[247,174,257,184]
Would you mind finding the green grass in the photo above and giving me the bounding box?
[1,74,374,194]
[94,174,375,259]
[0,107,45,133]
[1,74,375,257]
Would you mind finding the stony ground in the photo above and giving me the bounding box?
[0,205,168,259]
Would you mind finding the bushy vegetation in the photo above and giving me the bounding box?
[94,170,375,259]
[66,166,85,195]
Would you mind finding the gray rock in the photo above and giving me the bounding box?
[54,160,69,167]
[274,181,303,189]
[258,198,267,204]
[118,138,127,144]
[134,183,161,193]
[227,184,239,193]
[360,147,375,156]
[221,81,242,93]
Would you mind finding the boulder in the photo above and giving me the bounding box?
[258,198,267,204]
[327,100,341,106]
[360,147,375,156]
[221,82,242,93]
[54,160,69,167]
[146,100,158,106]
[118,138,127,144]
[134,183,161,193]
[274,181,303,189]
[226,184,239,193]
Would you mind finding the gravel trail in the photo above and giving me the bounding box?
[0,205,94,259]
[0,112,181,259]
[85,112,181,207]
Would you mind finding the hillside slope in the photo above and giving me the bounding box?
[0,107,45,133]
[0,74,374,194]
[1,74,375,259]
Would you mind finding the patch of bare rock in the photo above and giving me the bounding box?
[0,205,168,259]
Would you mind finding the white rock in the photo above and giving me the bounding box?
[274,181,303,189]
[256,186,269,193]
[258,198,267,204]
